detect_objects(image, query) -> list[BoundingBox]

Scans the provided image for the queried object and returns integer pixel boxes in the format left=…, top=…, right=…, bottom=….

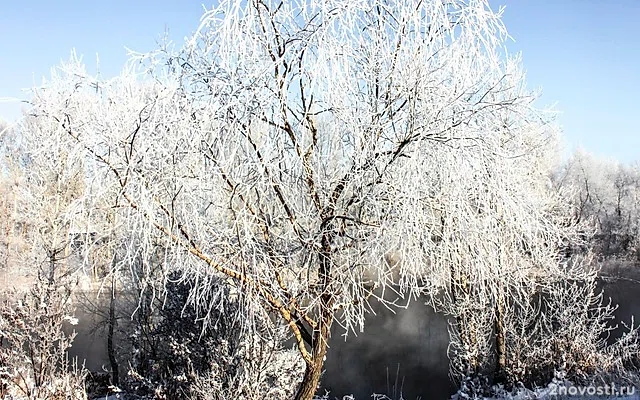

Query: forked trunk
left=294, top=308, right=333, bottom=400
left=294, top=229, right=335, bottom=400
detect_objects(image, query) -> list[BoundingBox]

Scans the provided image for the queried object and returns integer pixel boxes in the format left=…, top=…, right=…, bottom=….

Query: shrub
left=0, top=274, right=87, bottom=399
left=125, top=272, right=304, bottom=399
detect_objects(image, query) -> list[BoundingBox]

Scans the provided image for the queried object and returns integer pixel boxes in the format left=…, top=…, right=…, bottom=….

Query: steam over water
left=67, top=272, right=640, bottom=399
left=322, top=299, right=454, bottom=399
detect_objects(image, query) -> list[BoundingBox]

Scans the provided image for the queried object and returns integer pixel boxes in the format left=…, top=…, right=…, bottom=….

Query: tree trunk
left=107, top=274, right=119, bottom=386
left=450, top=264, right=478, bottom=377
left=494, top=289, right=506, bottom=383
left=294, top=309, right=332, bottom=400
left=294, top=225, right=335, bottom=400
left=294, top=354, right=326, bottom=400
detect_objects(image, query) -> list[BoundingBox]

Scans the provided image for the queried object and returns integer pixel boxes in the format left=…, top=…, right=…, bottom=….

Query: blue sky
left=1, top=1, right=638, bottom=162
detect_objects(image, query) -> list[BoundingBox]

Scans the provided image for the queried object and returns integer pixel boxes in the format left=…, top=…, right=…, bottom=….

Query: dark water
left=321, top=300, right=454, bottom=399
left=67, top=291, right=455, bottom=398
left=67, top=271, right=640, bottom=400
left=67, top=294, right=112, bottom=372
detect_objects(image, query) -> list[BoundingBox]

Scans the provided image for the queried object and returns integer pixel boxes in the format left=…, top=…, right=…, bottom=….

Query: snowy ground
left=89, top=393, right=640, bottom=400
left=87, top=381, right=640, bottom=400
left=87, top=387, right=640, bottom=400
left=448, top=383, right=640, bottom=400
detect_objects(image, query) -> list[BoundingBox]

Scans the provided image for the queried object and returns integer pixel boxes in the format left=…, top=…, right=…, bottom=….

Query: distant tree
left=17, top=0, right=613, bottom=398
left=554, top=149, right=640, bottom=259
left=0, top=120, right=26, bottom=271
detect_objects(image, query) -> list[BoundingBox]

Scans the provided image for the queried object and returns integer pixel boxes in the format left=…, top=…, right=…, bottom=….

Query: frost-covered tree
left=0, top=116, right=89, bottom=399
left=423, top=129, right=576, bottom=382
left=0, top=120, right=28, bottom=272
left=555, top=149, right=640, bottom=258
left=17, top=0, right=596, bottom=397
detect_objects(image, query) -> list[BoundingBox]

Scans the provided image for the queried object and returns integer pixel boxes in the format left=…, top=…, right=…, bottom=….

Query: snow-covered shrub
left=125, top=272, right=304, bottom=399
left=445, top=253, right=640, bottom=396
left=498, top=263, right=640, bottom=390
left=190, top=343, right=304, bottom=400
left=0, top=274, right=87, bottom=399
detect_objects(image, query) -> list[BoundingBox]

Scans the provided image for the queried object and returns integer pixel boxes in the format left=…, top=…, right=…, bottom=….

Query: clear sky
left=1, top=1, right=638, bottom=162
